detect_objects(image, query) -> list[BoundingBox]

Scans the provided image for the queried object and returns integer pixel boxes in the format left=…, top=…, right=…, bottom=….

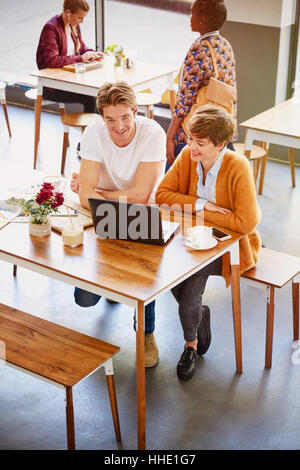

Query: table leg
left=230, top=243, right=242, bottom=374
left=136, top=300, right=145, bottom=450
left=258, top=142, right=269, bottom=195
left=288, top=147, right=296, bottom=187
left=65, top=386, right=75, bottom=450
left=34, top=91, right=42, bottom=169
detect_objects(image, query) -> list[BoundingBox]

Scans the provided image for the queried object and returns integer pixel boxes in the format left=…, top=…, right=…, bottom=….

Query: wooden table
left=240, top=98, right=300, bottom=194
left=0, top=210, right=244, bottom=449
left=31, top=59, right=178, bottom=168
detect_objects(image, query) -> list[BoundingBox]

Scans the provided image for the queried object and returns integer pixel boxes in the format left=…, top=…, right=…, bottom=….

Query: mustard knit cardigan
left=156, top=146, right=262, bottom=286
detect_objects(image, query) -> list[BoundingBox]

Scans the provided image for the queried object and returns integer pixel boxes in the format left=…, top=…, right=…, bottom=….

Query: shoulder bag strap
left=203, top=40, right=219, bottom=80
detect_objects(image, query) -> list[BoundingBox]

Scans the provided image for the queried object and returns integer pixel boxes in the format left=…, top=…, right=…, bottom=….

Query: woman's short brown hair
left=63, top=0, right=89, bottom=13
left=96, top=82, right=137, bottom=115
left=187, top=105, right=235, bottom=145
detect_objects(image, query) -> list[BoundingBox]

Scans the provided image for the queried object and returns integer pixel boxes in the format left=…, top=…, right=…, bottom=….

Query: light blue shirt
left=195, top=146, right=226, bottom=211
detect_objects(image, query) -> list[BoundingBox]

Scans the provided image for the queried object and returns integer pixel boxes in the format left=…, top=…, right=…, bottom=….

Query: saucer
left=185, top=237, right=218, bottom=250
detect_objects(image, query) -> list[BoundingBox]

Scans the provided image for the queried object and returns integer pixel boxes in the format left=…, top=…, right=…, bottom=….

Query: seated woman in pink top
left=36, top=0, right=103, bottom=112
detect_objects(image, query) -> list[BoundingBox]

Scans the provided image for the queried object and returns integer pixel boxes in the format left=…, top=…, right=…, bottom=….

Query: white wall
left=225, top=0, right=295, bottom=27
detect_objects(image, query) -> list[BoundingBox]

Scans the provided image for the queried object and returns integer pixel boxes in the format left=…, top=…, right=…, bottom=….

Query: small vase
left=29, top=216, right=51, bottom=237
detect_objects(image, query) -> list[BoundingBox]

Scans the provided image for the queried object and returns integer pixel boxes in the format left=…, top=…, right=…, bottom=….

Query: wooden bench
left=0, top=303, right=121, bottom=449
left=241, top=248, right=300, bottom=368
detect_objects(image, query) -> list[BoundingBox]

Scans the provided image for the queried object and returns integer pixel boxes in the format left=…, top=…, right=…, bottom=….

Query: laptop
left=88, top=198, right=180, bottom=246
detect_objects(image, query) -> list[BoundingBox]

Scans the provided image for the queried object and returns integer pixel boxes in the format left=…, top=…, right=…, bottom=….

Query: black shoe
left=177, top=346, right=198, bottom=381
left=197, top=305, right=211, bottom=355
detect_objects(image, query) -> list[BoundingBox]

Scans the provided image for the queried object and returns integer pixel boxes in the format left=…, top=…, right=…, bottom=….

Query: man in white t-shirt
left=71, top=81, right=166, bottom=368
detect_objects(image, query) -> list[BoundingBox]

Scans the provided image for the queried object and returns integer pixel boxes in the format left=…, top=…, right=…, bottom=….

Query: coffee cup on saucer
left=185, top=226, right=213, bottom=248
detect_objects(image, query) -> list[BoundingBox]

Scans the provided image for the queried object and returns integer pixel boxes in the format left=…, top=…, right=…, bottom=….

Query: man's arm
left=78, top=159, right=104, bottom=209
left=99, top=161, right=164, bottom=204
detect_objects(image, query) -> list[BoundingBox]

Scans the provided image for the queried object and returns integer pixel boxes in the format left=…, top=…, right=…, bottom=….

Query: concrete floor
left=0, top=104, right=300, bottom=450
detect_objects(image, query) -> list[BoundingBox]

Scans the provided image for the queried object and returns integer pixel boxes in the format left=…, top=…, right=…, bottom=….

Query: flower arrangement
left=105, top=43, right=126, bottom=67
left=6, top=182, right=64, bottom=224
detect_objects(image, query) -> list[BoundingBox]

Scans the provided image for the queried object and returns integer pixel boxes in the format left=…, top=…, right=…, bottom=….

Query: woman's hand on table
left=82, top=51, right=104, bottom=62
left=204, top=201, right=232, bottom=214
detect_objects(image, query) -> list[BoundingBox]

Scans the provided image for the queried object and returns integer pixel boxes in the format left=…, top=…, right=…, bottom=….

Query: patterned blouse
left=175, top=32, right=237, bottom=145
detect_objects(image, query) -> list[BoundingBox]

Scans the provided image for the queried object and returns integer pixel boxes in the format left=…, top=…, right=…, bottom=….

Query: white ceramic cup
left=43, top=175, right=65, bottom=193
left=186, top=226, right=212, bottom=247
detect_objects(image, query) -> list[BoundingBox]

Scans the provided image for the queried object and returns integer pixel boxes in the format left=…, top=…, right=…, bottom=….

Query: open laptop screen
left=88, top=198, right=164, bottom=243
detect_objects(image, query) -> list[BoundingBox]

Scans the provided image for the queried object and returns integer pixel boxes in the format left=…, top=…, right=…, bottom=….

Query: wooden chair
left=241, top=248, right=300, bottom=368
left=136, top=92, right=161, bottom=119
left=234, top=142, right=268, bottom=189
left=0, top=302, right=121, bottom=450
left=61, top=112, right=98, bottom=174
left=0, top=81, right=12, bottom=137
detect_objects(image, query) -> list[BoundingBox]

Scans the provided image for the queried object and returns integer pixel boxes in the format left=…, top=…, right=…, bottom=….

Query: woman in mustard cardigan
left=156, top=105, right=261, bottom=381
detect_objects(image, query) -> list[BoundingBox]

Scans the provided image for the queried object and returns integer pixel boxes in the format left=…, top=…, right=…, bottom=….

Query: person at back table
left=166, top=0, right=237, bottom=171
left=36, top=0, right=103, bottom=113
left=156, top=106, right=261, bottom=381
left=70, top=81, right=166, bottom=368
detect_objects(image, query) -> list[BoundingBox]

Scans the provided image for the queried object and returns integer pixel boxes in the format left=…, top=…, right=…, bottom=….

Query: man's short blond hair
left=63, top=0, right=89, bottom=13
left=187, top=105, right=235, bottom=146
left=96, top=82, right=137, bottom=116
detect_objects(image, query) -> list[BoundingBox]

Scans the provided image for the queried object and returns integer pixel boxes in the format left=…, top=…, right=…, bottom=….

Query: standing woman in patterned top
left=166, top=0, right=237, bottom=170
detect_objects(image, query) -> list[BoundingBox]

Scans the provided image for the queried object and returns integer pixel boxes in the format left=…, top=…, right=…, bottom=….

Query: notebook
left=63, top=61, right=103, bottom=72
left=88, top=198, right=180, bottom=246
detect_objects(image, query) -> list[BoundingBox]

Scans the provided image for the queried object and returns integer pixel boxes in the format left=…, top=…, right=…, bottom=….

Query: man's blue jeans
left=74, top=287, right=155, bottom=335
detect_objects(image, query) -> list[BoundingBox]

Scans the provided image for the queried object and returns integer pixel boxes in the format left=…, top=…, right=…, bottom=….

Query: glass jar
left=29, top=216, right=51, bottom=237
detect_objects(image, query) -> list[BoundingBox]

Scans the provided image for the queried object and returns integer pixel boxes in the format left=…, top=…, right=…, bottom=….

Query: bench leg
left=65, top=386, right=75, bottom=450
left=292, top=281, right=299, bottom=341
left=265, top=286, right=275, bottom=368
left=106, top=374, right=121, bottom=441
left=13, top=265, right=17, bottom=276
